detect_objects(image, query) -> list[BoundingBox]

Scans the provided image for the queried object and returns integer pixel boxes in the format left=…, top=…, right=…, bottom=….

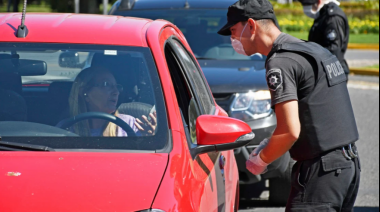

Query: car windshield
left=117, top=9, right=265, bottom=61
left=0, top=43, right=169, bottom=152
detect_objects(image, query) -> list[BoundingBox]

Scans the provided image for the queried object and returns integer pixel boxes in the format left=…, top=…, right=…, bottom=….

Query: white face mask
left=231, top=23, right=249, bottom=56
left=303, top=5, right=321, bottom=19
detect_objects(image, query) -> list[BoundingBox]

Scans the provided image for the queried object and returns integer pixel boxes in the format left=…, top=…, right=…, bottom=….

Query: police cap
left=218, top=0, right=279, bottom=36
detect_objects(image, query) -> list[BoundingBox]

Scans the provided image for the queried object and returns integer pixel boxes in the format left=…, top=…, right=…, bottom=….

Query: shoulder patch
left=327, top=29, right=337, bottom=41
left=266, top=69, right=283, bottom=91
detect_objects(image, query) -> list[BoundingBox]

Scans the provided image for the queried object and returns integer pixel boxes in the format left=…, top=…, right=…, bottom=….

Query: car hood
left=199, top=60, right=268, bottom=94
left=0, top=152, right=168, bottom=212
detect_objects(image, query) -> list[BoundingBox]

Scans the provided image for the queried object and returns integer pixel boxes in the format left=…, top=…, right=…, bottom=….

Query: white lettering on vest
left=336, top=61, right=344, bottom=75
left=326, top=65, right=333, bottom=79
left=332, top=63, right=338, bottom=76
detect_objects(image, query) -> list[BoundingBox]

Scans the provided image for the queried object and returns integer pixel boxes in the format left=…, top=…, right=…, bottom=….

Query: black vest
left=267, top=42, right=359, bottom=161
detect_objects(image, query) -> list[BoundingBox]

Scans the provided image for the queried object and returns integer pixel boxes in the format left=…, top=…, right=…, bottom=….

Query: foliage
left=272, top=1, right=379, bottom=18
left=289, top=32, right=379, bottom=44
left=278, top=15, right=379, bottom=34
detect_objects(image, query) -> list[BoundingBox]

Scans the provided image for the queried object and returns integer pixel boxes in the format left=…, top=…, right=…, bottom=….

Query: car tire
left=269, top=160, right=295, bottom=206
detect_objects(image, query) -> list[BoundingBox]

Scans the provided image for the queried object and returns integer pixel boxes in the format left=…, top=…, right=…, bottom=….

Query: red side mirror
left=196, top=115, right=253, bottom=146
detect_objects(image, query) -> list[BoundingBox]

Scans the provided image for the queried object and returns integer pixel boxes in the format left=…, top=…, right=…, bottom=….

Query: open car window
left=0, top=43, right=169, bottom=152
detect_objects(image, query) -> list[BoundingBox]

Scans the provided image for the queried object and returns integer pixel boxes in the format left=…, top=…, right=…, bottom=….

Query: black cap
left=218, top=0, right=280, bottom=36
left=296, top=0, right=318, bottom=5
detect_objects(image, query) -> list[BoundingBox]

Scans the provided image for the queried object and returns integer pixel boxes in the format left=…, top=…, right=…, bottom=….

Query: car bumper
left=246, top=113, right=277, bottom=146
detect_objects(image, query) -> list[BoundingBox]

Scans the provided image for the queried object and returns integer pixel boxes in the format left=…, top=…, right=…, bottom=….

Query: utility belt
left=293, top=143, right=359, bottom=162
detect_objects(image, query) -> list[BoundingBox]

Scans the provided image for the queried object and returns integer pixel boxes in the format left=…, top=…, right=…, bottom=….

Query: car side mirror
left=59, top=51, right=82, bottom=68
left=191, top=115, right=254, bottom=158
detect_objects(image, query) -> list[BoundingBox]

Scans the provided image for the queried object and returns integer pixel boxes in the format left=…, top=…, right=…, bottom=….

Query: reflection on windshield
left=120, top=9, right=266, bottom=61
left=20, top=52, right=89, bottom=84
left=0, top=43, right=168, bottom=152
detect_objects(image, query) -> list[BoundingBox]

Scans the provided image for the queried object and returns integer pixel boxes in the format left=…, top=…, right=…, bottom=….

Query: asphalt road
left=239, top=75, right=380, bottom=212
left=345, top=50, right=379, bottom=68
left=346, top=50, right=379, bottom=61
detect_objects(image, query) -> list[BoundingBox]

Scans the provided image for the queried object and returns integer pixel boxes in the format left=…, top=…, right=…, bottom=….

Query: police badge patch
left=266, top=69, right=283, bottom=91
left=327, top=30, right=337, bottom=41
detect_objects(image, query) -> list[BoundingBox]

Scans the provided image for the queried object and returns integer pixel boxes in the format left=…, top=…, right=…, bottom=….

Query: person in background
left=299, top=0, right=350, bottom=77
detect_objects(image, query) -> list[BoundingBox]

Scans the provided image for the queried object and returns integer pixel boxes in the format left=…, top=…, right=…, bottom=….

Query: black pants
left=286, top=149, right=361, bottom=212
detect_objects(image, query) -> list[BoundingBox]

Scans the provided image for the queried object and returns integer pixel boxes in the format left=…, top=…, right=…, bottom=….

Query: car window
left=164, top=42, right=202, bottom=146
left=116, top=9, right=267, bottom=61
left=0, top=43, right=169, bottom=152
left=171, top=39, right=215, bottom=114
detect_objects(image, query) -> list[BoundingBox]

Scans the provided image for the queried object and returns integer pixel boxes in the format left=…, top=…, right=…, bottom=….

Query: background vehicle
left=110, top=0, right=292, bottom=205
left=0, top=13, right=254, bottom=211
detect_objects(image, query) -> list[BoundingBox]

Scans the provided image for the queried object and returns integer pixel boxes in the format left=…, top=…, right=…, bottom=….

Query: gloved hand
left=246, top=152, right=269, bottom=175
left=252, top=138, right=270, bottom=156
left=246, top=139, right=271, bottom=175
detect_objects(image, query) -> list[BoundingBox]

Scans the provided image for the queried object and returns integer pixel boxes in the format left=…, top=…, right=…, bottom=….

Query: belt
left=342, top=143, right=358, bottom=160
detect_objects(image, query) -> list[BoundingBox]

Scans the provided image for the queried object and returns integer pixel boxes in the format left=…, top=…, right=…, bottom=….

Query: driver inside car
left=65, top=67, right=157, bottom=137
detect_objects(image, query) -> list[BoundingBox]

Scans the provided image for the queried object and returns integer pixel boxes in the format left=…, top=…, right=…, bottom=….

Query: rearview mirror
left=0, top=59, right=47, bottom=76
left=191, top=115, right=255, bottom=158
left=59, top=51, right=82, bottom=68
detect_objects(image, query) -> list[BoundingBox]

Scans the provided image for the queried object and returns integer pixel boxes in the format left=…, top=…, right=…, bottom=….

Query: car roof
left=113, top=0, right=236, bottom=10
left=0, top=13, right=154, bottom=47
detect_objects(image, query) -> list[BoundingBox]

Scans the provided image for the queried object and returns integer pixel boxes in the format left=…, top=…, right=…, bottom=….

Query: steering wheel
left=57, top=112, right=137, bottom=137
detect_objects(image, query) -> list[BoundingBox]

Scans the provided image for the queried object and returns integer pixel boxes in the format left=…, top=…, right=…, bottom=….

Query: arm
left=260, top=100, right=300, bottom=164
left=246, top=55, right=304, bottom=175
left=117, top=114, right=141, bottom=137
left=322, top=16, right=346, bottom=58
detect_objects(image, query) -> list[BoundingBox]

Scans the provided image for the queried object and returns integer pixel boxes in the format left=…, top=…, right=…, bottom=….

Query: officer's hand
left=252, top=138, right=270, bottom=156
left=246, top=152, right=269, bottom=175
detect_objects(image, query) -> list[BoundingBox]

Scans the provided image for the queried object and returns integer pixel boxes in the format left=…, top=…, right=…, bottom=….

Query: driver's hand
left=135, top=112, right=157, bottom=136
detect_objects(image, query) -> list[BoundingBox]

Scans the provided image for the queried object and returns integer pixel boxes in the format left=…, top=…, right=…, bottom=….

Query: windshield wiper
left=0, top=140, right=55, bottom=152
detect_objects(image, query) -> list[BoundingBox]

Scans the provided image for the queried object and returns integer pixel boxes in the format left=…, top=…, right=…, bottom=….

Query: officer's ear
left=247, top=18, right=257, bottom=35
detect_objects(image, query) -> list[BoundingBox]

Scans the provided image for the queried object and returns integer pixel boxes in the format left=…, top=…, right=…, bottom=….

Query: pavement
left=346, top=49, right=379, bottom=68
left=239, top=75, right=380, bottom=212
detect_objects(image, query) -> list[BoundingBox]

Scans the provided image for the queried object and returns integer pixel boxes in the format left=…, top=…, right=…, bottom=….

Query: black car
left=110, top=0, right=292, bottom=205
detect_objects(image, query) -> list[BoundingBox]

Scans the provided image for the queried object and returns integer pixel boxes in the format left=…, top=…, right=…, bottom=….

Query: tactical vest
left=267, top=42, right=359, bottom=161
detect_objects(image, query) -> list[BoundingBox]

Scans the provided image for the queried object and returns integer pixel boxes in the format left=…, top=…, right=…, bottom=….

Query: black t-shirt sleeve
left=266, top=56, right=300, bottom=107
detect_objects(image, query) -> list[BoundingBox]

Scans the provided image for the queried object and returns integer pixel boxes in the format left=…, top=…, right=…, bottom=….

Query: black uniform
left=309, top=2, right=350, bottom=76
left=266, top=33, right=360, bottom=211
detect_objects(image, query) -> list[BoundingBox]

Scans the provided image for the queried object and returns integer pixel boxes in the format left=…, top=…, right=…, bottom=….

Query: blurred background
left=0, top=0, right=378, bottom=54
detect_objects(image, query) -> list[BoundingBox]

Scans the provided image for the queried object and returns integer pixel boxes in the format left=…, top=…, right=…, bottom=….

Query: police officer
left=218, top=0, right=360, bottom=211
left=299, top=0, right=350, bottom=77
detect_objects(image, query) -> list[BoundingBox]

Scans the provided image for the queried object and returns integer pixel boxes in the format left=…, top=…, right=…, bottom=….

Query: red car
left=0, top=13, right=255, bottom=211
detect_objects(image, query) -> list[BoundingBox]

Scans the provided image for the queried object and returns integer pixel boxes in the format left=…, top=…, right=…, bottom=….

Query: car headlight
left=230, top=91, right=272, bottom=122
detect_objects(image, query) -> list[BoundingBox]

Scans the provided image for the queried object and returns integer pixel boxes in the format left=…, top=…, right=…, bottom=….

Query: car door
left=166, top=37, right=237, bottom=212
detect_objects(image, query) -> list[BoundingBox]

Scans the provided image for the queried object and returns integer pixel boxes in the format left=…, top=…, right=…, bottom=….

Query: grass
left=364, top=64, right=379, bottom=69
left=349, top=34, right=380, bottom=44
left=288, top=32, right=379, bottom=44
left=0, top=3, right=52, bottom=13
